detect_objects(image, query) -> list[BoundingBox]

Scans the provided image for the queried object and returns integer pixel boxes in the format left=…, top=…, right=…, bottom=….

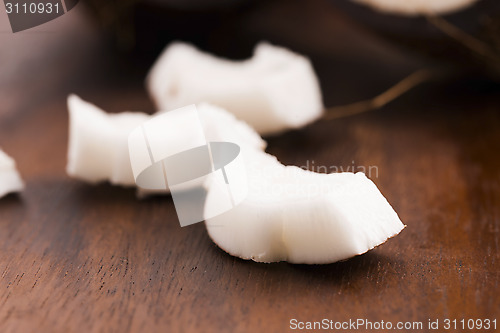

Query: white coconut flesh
left=0, top=149, right=24, bottom=198
left=67, top=95, right=404, bottom=264
left=67, top=95, right=150, bottom=186
left=353, top=0, right=478, bottom=15
left=146, top=42, right=324, bottom=135
left=66, top=95, right=266, bottom=189
left=204, top=148, right=405, bottom=264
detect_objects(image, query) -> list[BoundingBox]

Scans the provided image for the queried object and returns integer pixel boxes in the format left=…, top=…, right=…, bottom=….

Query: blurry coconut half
left=334, top=0, right=500, bottom=79
left=353, top=0, right=479, bottom=15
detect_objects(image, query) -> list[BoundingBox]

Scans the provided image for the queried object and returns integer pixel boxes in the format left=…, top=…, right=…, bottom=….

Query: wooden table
left=0, top=1, right=498, bottom=332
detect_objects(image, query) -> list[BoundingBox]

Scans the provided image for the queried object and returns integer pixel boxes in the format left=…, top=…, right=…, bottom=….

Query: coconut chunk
left=0, top=149, right=24, bottom=198
left=67, top=95, right=150, bottom=186
left=352, top=0, right=478, bottom=15
left=66, top=95, right=265, bottom=189
left=66, top=95, right=403, bottom=263
left=204, top=149, right=405, bottom=264
left=146, top=42, right=324, bottom=135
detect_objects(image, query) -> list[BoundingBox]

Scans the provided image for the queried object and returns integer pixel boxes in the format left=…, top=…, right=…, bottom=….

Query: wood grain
left=0, top=1, right=498, bottom=332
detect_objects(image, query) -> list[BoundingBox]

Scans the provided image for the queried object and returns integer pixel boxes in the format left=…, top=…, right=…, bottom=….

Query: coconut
left=66, top=95, right=265, bottom=189
left=146, top=42, right=324, bottom=135
left=67, top=95, right=150, bottom=186
left=0, top=149, right=24, bottom=198
left=204, top=148, right=405, bottom=264
left=66, top=95, right=404, bottom=263
left=335, top=0, right=500, bottom=79
left=353, top=0, right=479, bottom=15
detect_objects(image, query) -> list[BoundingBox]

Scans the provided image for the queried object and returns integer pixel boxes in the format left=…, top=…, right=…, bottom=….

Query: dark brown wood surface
left=0, top=1, right=498, bottom=332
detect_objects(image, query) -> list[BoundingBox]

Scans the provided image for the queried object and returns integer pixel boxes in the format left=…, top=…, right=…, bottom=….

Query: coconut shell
left=332, top=0, right=500, bottom=79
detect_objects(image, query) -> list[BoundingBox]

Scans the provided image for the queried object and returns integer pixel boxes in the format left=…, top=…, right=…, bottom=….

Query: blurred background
left=2, top=0, right=500, bottom=122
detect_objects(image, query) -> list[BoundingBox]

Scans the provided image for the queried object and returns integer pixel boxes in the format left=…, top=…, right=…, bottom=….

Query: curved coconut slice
left=66, top=95, right=265, bottom=188
left=67, top=95, right=403, bottom=263
left=146, top=42, right=323, bottom=135
left=352, top=0, right=478, bottom=15
left=0, top=149, right=24, bottom=198
left=204, top=149, right=405, bottom=264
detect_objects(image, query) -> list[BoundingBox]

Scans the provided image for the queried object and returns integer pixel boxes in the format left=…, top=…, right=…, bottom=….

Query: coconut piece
left=198, top=103, right=266, bottom=152
left=67, top=95, right=150, bottom=186
left=146, top=42, right=324, bottom=135
left=67, top=95, right=403, bottom=263
left=204, top=148, right=405, bottom=264
left=0, top=149, right=24, bottom=198
left=66, top=95, right=266, bottom=189
left=352, top=0, right=478, bottom=15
